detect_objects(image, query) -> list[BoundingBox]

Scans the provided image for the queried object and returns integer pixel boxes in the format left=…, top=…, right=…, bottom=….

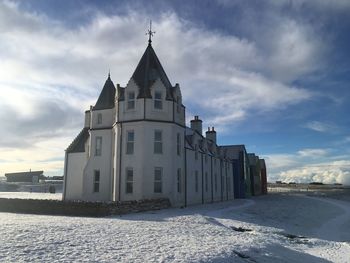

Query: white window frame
left=154, top=130, right=163, bottom=154
left=154, top=167, right=163, bottom=193
left=127, top=91, right=135, bottom=110
left=95, top=136, right=102, bottom=156
left=126, top=167, right=133, bottom=194
left=126, top=130, right=134, bottom=155
left=154, top=91, right=162, bottom=109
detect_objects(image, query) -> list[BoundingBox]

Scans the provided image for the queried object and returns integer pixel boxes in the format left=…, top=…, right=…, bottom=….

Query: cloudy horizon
left=1, top=0, right=350, bottom=185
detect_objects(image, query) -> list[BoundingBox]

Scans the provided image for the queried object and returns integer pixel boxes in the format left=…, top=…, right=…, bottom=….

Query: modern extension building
left=63, top=38, right=267, bottom=206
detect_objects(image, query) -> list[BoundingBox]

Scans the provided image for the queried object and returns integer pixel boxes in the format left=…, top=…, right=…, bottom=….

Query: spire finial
left=108, top=69, right=110, bottom=78
left=146, top=20, right=155, bottom=44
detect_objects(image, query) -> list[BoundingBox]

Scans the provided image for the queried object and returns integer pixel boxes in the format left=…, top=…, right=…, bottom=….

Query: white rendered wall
left=65, top=152, right=86, bottom=200
left=185, top=148, right=203, bottom=206
left=82, top=128, right=114, bottom=201
left=90, top=108, right=115, bottom=129
left=118, top=121, right=185, bottom=206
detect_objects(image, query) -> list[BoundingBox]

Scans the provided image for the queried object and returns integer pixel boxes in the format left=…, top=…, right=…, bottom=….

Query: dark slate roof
left=132, top=43, right=174, bottom=100
left=220, top=145, right=246, bottom=159
left=259, top=159, right=266, bottom=168
left=66, top=128, right=89, bottom=153
left=93, top=75, right=116, bottom=110
left=5, top=171, right=44, bottom=177
left=248, top=153, right=257, bottom=165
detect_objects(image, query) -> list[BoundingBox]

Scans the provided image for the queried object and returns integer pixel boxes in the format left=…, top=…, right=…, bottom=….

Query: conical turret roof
left=93, top=74, right=116, bottom=110
left=132, top=43, right=173, bottom=99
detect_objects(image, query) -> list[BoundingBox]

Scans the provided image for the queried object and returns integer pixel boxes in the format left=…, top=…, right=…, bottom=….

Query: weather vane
left=146, top=20, right=155, bottom=44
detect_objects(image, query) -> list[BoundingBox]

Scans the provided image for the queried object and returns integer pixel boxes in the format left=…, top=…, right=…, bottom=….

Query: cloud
left=297, top=148, right=328, bottom=158
left=265, top=149, right=350, bottom=185
left=279, top=161, right=350, bottom=185
left=0, top=1, right=326, bottom=175
left=304, top=121, right=335, bottom=133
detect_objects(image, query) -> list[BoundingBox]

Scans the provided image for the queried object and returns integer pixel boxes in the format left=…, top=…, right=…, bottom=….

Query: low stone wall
left=0, top=198, right=171, bottom=217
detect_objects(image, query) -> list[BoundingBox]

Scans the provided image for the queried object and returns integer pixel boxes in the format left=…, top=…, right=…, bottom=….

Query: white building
left=63, top=39, right=236, bottom=206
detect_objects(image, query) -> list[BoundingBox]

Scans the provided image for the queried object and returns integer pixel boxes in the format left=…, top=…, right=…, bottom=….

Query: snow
left=0, top=191, right=62, bottom=200
left=0, top=192, right=349, bottom=262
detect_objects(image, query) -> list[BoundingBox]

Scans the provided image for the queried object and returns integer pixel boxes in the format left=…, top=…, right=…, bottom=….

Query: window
left=154, top=91, right=162, bottom=109
left=93, top=170, right=100, bottom=192
left=205, top=172, right=208, bottom=192
left=127, top=91, right=135, bottom=110
left=177, top=133, right=181, bottom=156
left=154, top=130, right=163, bottom=154
left=195, top=145, right=198, bottom=160
left=195, top=170, right=199, bottom=192
left=177, top=168, right=181, bottom=193
left=154, top=167, right=162, bottom=193
left=95, top=137, right=102, bottom=156
left=214, top=173, right=218, bottom=192
left=126, top=168, right=133, bottom=194
left=126, top=131, right=134, bottom=154
left=97, top=113, right=102, bottom=124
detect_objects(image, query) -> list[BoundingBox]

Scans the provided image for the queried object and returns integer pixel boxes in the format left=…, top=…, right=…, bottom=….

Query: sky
left=0, top=0, right=350, bottom=185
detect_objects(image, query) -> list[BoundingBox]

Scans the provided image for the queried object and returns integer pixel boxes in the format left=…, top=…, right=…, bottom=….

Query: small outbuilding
left=5, top=170, right=45, bottom=183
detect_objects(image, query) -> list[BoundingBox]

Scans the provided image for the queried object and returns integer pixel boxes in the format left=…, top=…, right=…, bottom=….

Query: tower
left=113, top=39, right=186, bottom=205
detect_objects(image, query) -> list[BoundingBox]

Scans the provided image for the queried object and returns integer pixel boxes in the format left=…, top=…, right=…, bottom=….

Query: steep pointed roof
left=93, top=74, right=116, bottom=110
left=132, top=43, right=173, bottom=99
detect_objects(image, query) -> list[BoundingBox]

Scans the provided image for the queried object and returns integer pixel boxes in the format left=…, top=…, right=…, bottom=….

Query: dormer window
left=154, top=91, right=162, bottom=109
left=127, top=91, right=135, bottom=110
left=97, top=113, right=102, bottom=124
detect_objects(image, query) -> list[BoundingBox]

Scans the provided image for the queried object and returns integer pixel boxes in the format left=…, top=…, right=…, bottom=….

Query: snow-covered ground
left=0, top=191, right=62, bottom=200
left=0, top=192, right=349, bottom=262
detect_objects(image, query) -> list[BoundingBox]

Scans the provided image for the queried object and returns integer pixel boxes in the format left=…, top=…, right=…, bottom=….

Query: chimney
left=206, top=127, right=217, bottom=144
left=84, top=109, right=91, bottom=128
left=190, top=115, right=203, bottom=135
